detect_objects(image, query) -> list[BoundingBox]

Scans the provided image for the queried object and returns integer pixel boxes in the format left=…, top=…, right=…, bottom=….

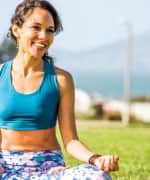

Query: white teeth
left=34, top=42, right=47, bottom=48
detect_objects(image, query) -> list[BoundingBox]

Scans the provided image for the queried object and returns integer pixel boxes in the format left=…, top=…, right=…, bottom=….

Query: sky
left=0, top=0, right=150, bottom=51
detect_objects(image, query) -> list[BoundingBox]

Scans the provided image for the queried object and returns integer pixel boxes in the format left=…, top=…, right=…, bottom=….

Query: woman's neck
left=12, top=53, right=44, bottom=77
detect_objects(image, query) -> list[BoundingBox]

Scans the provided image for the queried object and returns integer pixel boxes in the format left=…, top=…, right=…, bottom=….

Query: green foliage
left=76, top=113, right=103, bottom=120
left=105, top=112, right=121, bottom=121
left=131, top=96, right=150, bottom=102
left=57, top=121, right=150, bottom=179
left=0, top=37, right=17, bottom=62
left=129, top=115, right=150, bottom=127
left=76, top=112, right=149, bottom=127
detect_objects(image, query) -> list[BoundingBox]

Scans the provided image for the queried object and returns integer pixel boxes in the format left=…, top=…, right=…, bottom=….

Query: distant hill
left=51, top=31, right=150, bottom=74
left=0, top=31, right=150, bottom=75
left=0, top=32, right=149, bottom=97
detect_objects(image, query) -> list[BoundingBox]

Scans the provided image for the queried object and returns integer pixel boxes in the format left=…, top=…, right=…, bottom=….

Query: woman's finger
left=109, top=156, right=119, bottom=171
left=103, top=157, right=111, bottom=172
left=95, top=157, right=105, bottom=170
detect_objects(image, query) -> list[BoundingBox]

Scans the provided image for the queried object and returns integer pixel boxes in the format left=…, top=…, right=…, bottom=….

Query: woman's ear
left=12, top=24, right=20, bottom=39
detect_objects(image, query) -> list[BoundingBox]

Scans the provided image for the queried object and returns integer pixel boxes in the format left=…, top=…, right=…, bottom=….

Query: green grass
left=57, top=121, right=150, bottom=180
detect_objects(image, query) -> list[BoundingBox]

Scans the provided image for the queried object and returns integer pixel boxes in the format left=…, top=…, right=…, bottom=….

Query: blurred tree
left=0, top=36, right=17, bottom=63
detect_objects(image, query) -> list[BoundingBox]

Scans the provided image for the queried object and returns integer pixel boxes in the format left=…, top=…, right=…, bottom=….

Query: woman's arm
left=56, top=68, right=119, bottom=171
left=56, top=69, right=94, bottom=161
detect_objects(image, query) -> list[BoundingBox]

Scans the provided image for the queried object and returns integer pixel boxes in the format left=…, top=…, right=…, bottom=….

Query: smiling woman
left=7, top=0, right=62, bottom=64
left=12, top=7, right=54, bottom=60
left=0, top=0, right=118, bottom=179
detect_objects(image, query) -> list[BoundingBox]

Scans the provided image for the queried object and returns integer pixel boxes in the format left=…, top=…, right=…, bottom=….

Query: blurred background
left=0, top=0, right=150, bottom=124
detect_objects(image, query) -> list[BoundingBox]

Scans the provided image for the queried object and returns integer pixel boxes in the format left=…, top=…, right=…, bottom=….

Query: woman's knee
left=61, top=164, right=112, bottom=180
left=79, top=164, right=112, bottom=180
left=84, top=164, right=112, bottom=180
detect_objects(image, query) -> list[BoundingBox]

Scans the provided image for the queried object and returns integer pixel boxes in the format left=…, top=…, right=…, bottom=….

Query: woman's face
left=13, top=7, right=55, bottom=59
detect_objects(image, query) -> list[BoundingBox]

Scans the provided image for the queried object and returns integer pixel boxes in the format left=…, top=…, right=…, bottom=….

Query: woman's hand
left=48, top=166, right=70, bottom=174
left=94, top=155, right=119, bottom=172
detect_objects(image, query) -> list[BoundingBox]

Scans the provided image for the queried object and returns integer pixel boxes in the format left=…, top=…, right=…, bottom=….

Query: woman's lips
left=32, top=42, right=48, bottom=49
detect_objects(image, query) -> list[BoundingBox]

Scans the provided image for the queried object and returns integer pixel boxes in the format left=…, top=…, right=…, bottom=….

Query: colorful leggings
left=0, top=150, right=112, bottom=180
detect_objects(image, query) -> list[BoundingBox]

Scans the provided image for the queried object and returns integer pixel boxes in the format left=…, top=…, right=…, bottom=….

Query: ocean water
left=72, top=72, right=150, bottom=99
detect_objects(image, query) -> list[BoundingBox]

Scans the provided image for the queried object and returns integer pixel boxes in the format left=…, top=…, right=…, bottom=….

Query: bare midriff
left=0, top=128, right=61, bottom=151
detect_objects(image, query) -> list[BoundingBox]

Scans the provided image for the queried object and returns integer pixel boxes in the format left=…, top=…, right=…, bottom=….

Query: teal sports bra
left=0, top=60, right=60, bottom=130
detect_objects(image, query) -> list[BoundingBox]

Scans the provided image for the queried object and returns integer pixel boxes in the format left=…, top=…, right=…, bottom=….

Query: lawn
left=57, top=120, right=150, bottom=180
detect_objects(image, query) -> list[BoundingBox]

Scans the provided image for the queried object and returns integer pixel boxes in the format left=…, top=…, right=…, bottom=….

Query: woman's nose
left=38, top=31, right=48, bottom=39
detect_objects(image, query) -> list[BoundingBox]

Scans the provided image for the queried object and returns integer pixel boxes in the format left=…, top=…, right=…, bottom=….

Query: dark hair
left=7, top=0, right=63, bottom=63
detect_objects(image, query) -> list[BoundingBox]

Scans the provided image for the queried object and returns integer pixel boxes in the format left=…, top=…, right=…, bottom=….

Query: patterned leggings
left=0, top=150, right=112, bottom=180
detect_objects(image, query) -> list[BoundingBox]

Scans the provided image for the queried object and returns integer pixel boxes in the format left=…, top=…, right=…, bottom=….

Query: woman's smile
left=31, top=41, right=49, bottom=52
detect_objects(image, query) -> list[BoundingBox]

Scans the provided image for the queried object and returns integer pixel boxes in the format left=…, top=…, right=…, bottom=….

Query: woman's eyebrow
left=31, top=22, right=55, bottom=29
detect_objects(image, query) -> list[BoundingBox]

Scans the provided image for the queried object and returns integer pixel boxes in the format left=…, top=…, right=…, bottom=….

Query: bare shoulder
left=54, top=66, right=73, bottom=81
left=0, top=63, right=4, bottom=71
left=0, top=64, right=3, bottom=68
left=54, top=66, right=74, bottom=92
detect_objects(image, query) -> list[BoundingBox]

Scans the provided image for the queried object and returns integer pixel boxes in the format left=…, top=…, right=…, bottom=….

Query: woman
left=0, top=0, right=119, bottom=179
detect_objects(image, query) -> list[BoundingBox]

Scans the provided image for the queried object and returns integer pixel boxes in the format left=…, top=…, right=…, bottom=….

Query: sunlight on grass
left=57, top=121, right=150, bottom=179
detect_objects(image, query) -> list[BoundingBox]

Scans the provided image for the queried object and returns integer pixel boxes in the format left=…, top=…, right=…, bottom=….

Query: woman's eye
left=47, top=29, right=55, bottom=33
left=32, top=26, right=41, bottom=30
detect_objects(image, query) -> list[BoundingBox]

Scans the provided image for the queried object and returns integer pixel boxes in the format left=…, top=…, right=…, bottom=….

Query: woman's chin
left=29, top=52, right=45, bottom=59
